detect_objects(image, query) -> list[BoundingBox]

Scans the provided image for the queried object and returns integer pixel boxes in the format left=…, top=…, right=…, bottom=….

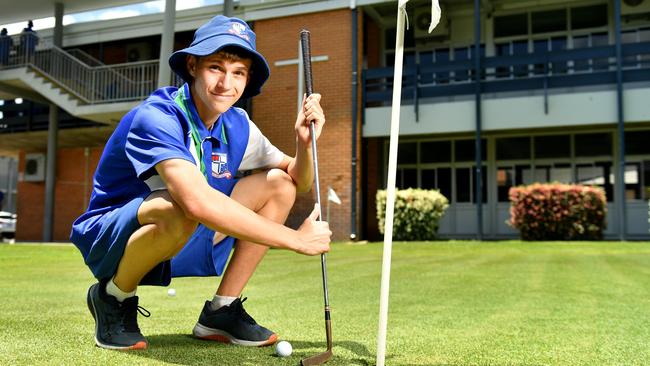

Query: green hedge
left=508, top=183, right=607, bottom=240
left=376, top=188, right=449, bottom=241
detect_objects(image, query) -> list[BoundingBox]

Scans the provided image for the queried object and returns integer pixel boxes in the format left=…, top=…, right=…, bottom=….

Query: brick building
left=1, top=0, right=650, bottom=241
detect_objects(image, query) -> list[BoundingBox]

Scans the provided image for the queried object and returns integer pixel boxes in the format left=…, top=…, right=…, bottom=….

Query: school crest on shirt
left=212, top=152, right=232, bottom=179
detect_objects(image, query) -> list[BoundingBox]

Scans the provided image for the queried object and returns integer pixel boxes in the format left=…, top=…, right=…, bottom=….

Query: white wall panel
left=364, top=87, right=650, bottom=137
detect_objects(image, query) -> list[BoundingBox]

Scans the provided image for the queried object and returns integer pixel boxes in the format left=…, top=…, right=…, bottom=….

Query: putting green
left=1, top=241, right=649, bottom=365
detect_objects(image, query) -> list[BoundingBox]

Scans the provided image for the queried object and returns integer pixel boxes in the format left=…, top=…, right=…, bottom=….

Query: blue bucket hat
left=169, top=16, right=270, bottom=99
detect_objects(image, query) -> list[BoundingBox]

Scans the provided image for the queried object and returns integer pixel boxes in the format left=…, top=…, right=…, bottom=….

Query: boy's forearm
left=159, top=159, right=301, bottom=251
left=192, top=188, right=301, bottom=249
left=287, top=140, right=313, bottom=193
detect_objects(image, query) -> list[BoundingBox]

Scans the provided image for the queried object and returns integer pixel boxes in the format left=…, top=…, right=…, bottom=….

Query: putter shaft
left=299, top=28, right=333, bottom=366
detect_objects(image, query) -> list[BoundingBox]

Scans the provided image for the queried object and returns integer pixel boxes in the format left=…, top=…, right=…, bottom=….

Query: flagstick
left=376, top=3, right=406, bottom=366
left=327, top=186, right=331, bottom=223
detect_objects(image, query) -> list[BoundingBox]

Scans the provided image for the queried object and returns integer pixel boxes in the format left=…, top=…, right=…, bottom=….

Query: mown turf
left=1, top=241, right=649, bottom=365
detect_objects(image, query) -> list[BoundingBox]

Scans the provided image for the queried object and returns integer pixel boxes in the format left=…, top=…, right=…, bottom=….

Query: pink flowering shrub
left=508, top=183, right=607, bottom=240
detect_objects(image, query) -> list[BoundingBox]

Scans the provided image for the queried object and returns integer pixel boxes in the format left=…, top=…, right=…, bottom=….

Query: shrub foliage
left=376, top=188, right=449, bottom=241
left=508, top=183, right=607, bottom=240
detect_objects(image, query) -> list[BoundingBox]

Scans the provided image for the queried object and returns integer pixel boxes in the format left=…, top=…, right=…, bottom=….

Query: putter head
left=301, top=318, right=333, bottom=366
left=300, top=349, right=332, bottom=366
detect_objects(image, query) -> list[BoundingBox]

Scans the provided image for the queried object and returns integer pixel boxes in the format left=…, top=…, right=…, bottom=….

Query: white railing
left=67, top=49, right=104, bottom=67
left=0, top=34, right=167, bottom=104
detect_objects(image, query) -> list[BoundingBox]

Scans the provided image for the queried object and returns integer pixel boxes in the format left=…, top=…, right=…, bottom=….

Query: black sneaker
left=192, top=297, right=278, bottom=346
left=86, top=280, right=150, bottom=350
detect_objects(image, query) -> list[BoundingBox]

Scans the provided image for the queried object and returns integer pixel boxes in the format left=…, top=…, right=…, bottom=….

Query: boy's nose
left=218, top=73, right=233, bottom=90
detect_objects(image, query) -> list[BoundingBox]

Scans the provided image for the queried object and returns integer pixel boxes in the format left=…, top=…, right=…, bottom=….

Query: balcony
left=363, top=42, right=650, bottom=109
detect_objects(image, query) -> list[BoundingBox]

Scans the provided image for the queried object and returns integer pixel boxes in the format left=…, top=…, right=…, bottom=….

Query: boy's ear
left=186, top=55, right=196, bottom=78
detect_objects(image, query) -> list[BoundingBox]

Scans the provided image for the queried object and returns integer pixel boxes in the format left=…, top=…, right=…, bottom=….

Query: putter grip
left=300, top=29, right=313, bottom=96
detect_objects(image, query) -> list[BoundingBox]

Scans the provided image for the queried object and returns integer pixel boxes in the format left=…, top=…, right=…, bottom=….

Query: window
left=533, top=39, right=550, bottom=75
left=385, top=50, right=416, bottom=68
left=455, top=139, right=487, bottom=162
left=642, top=28, right=650, bottom=65
left=535, top=135, right=570, bottom=159
left=498, top=162, right=574, bottom=202
left=575, top=133, right=612, bottom=157
left=495, top=14, right=528, bottom=38
left=513, top=41, right=530, bottom=77
left=385, top=27, right=415, bottom=49
left=591, top=32, right=609, bottom=70
left=524, top=165, right=551, bottom=184
left=421, top=168, right=452, bottom=200
left=625, top=131, right=650, bottom=155
left=495, top=41, right=529, bottom=78
left=643, top=160, right=650, bottom=199
left=642, top=28, right=650, bottom=42
left=622, top=29, right=648, bottom=67
left=419, top=48, right=452, bottom=85
left=532, top=9, right=567, bottom=34
left=571, top=5, right=608, bottom=30
left=456, top=167, right=471, bottom=202
left=420, top=51, right=434, bottom=84
left=577, top=165, right=605, bottom=184
left=535, top=165, right=570, bottom=184
left=576, top=162, right=613, bottom=201
left=497, top=167, right=514, bottom=202
left=573, top=35, right=590, bottom=71
left=438, top=168, right=452, bottom=200
left=435, top=48, right=450, bottom=84
left=455, top=166, right=487, bottom=203
left=496, top=137, right=531, bottom=160
left=625, top=163, right=641, bottom=200
left=421, top=169, right=436, bottom=189
left=495, top=43, right=512, bottom=78
left=550, top=37, right=568, bottom=74
left=397, top=168, right=417, bottom=189
left=397, top=142, right=417, bottom=164
left=550, top=164, right=572, bottom=183
left=454, top=47, right=469, bottom=82
left=421, top=141, right=451, bottom=163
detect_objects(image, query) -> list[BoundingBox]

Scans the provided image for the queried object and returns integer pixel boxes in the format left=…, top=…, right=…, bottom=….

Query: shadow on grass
left=134, top=334, right=381, bottom=366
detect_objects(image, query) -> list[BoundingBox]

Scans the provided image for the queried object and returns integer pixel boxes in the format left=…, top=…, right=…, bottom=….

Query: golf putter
left=299, top=29, right=333, bottom=366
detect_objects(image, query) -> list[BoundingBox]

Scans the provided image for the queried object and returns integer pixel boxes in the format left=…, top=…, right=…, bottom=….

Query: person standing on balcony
left=70, top=15, right=330, bottom=351
left=19, top=20, right=38, bottom=63
left=0, top=28, right=12, bottom=66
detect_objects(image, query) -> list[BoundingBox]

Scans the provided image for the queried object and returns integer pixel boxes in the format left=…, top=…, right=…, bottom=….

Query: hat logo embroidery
left=228, top=23, right=250, bottom=41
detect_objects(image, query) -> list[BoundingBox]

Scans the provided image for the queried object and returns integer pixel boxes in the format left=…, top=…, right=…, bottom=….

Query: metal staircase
left=0, top=35, right=166, bottom=124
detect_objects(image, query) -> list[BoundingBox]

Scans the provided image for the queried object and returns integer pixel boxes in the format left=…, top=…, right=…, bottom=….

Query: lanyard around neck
left=174, top=88, right=207, bottom=179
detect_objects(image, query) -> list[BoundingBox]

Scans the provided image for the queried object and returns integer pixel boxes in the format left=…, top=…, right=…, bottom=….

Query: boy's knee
left=141, top=191, right=198, bottom=251
left=157, top=211, right=197, bottom=258
left=267, top=169, right=296, bottom=205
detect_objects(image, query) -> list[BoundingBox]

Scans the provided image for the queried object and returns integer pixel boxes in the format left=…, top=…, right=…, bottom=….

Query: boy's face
left=187, top=52, right=252, bottom=123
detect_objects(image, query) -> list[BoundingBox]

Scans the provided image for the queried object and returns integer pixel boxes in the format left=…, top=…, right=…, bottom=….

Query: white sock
left=210, top=295, right=237, bottom=311
left=105, top=278, right=136, bottom=303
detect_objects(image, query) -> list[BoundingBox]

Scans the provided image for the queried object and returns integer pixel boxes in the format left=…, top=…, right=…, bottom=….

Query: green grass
left=1, top=241, right=650, bottom=365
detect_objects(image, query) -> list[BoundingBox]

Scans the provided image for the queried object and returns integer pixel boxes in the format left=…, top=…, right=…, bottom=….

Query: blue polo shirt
left=71, top=83, right=251, bottom=284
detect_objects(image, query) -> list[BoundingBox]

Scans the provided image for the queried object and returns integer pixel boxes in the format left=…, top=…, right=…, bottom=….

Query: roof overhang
left=0, top=0, right=149, bottom=25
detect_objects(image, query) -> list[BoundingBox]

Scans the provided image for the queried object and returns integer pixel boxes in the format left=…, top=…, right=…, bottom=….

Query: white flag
left=429, top=0, right=442, bottom=33
left=327, top=187, right=342, bottom=205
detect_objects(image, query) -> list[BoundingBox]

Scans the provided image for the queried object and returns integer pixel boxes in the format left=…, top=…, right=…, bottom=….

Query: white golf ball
left=167, top=288, right=176, bottom=296
left=275, top=340, right=292, bottom=357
